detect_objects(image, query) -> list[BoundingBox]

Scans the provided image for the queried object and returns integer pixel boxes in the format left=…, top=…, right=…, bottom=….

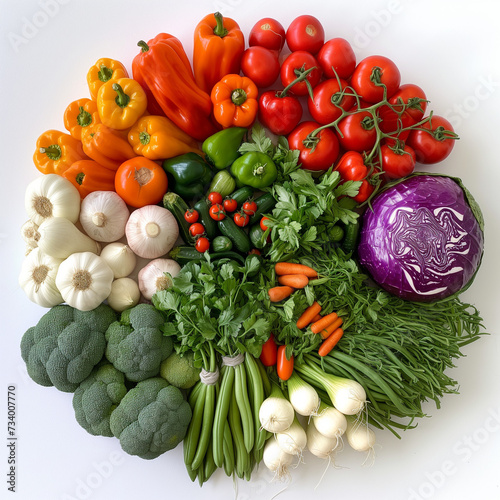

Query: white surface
left=1, top=0, right=499, bottom=499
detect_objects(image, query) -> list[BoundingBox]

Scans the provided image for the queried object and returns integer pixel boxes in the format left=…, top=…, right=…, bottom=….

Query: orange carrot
left=319, top=317, right=343, bottom=339
left=277, top=274, right=309, bottom=289
left=296, top=301, right=322, bottom=329
left=275, top=262, right=318, bottom=278
left=310, top=312, right=339, bottom=334
left=311, top=313, right=322, bottom=323
left=318, top=327, right=344, bottom=357
left=268, top=285, right=294, bottom=302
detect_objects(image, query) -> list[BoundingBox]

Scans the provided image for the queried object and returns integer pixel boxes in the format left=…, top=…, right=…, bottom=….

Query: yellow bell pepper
left=87, top=58, right=129, bottom=101
left=96, top=77, right=147, bottom=130
left=128, top=115, right=203, bottom=160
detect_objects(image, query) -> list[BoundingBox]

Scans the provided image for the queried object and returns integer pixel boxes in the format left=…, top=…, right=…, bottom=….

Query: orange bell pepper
left=193, top=12, right=245, bottom=94
left=211, top=74, right=258, bottom=129
left=87, top=58, right=129, bottom=101
left=96, top=77, right=148, bottom=130
left=81, top=122, right=136, bottom=171
left=33, top=130, right=87, bottom=175
left=62, top=160, right=116, bottom=198
left=128, top=115, right=203, bottom=160
left=63, top=98, right=101, bottom=140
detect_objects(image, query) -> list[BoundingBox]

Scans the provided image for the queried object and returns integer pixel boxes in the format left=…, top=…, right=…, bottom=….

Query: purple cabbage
left=357, top=174, right=484, bottom=302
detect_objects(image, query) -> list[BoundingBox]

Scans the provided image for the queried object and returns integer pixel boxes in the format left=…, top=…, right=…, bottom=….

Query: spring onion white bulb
left=99, top=243, right=137, bottom=279
left=306, top=421, right=340, bottom=460
left=312, top=401, right=347, bottom=440
left=106, top=278, right=141, bottom=312
left=345, top=415, right=376, bottom=452
left=263, top=437, right=294, bottom=479
left=276, top=417, right=307, bottom=456
left=259, top=383, right=295, bottom=434
left=137, top=258, right=181, bottom=300
left=287, top=371, right=320, bottom=417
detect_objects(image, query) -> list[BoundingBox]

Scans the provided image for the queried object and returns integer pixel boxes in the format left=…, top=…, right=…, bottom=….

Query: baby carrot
left=268, top=286, right=294, bottom=302
left=318, top=328, right=344, bottom=357
left=296, top=301, right=322, bottom=329
left=277, top=274, right=309, bottom=289
left=275, top=262, right=318, bottom=278
left=319, top=317, right=343, bottom=339
left=310, top=312, right=338, bottom=334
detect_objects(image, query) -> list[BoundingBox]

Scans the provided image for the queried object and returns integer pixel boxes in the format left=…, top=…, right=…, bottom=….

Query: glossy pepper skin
left=33, top=129, right=87, bottom=175
left=193, top=12, right=245, bottom=95
left=128, top=115, right=203, bottom=160
left=96, top=77, right=147, bottom=130
left=63, top=98, right=100, bottom=140
left=202, top=127, right=246, bottom=170
left=162, top=153, right=214, bottom=201
left=86, top=57, right=129, bottom=101
left=81, top=122, right=136, bottom=171
left=62, top=159, right=116, bottom=198
left=230, top=151, right=277, bottom=189
left=132, top=34, right=218, bottom=141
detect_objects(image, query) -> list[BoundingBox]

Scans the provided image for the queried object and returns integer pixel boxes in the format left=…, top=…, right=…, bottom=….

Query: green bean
left=191, top=381, right=216, bottom=470
left=203, top=437, right=217, bottom=483
left=228, top=389, right=248, bottom=479
left=223, top=420, right=235, bottom=477
left=244, top=354, right=266, bottom=452
left=234, top=363, right=254, bottom=453
left=184, top=384, right=206, bottom=467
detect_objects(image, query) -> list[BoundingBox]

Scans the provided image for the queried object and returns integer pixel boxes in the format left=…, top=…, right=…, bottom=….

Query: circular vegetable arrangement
left=19, top=11, right=486, bottom=486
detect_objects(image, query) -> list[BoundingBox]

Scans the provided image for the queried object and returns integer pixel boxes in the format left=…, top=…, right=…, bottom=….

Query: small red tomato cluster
left=242, top=15, right=458, bottom=202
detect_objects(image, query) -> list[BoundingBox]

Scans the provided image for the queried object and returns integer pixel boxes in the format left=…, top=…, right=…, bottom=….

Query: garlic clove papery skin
left=107, top=278, right=141, bottom=312
left=21, top=220, right=40, bottom=250
left=80, top=191, right=130, bottom=243
left=19, top=247, right=64, bottom=308
left=25, top=174, right=81, bottom=226
left=99, top=243, right=137, bottom=279
left=137, top=258, right=181, bottom=300
left=55, top=252, right=114, bottom=311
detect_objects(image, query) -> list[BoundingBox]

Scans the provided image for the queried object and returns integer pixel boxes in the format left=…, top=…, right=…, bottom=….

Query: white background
left=1, top=0, right=499, bottom=499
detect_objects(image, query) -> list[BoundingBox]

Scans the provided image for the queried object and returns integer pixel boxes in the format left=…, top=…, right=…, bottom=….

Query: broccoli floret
left=72, top=364, right=127, bottom=437
left=105, top=304, right=172, bottom=382
left=160, top=351, right=200, bottom=389
left=20, top=304, right=116, bottom=392
left=110, top=377, right=191, bottom=459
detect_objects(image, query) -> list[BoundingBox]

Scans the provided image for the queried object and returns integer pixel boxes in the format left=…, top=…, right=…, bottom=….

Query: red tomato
left=184, top=209, right=199, bottom=224
left=207, top=192, right=223, bottom=205
left=195, top=236, right=210, bottom=253
left=276, top=345, right=294, bottom=381
left=249, top=17, right=286, bottom=53
left=406, top=115, right=457, bottom=164
left=317, top=38, right=356, bottom=79
left=308, top=78, right=356, bottom=125
left=242, top=200, right=258, bottom=216
left=209, top=203, right=226, bottom=221
left=350, top=55, right=401, bottom=103
left=234, top=211, right=249, bottom=227
left=189, top=223, right=205, bottom=237
left=258, top=90, right=303, bottom=135
left=380, top=143, right=416, bottom=179
left=334, top=151, right=378, bottom=203
left=223, top=198, right=238, bottom=212
left=240, top=46, right=280, bottom=88
left=288, top=121, right=340, bottom=171
left=260, top=333, right=278, bottom=366
left=337, top=110, right=377, bottom=153
left=260, top=216, right=270, bottom=231
left=286, top=15, right=325, bottom=54
left=280, top=51, right=322, bottom=97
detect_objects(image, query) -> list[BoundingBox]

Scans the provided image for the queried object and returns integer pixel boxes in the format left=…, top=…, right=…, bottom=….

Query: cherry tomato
left=242, top=200, right=258, bottom=216
left=249, top=248, right=261, bottom=256
left=258, top=90, right=303, bottom=135
left=260, top=216, right=270, bottom=231
left=260, top=333, right=278, bottom=366
left=286, top=15, right=325, bottom=54
left=234, top=211, right=250, bottom=227
left=317, top=37, right=356, bottom=79
left=380, top=143, right=416, bottom=179
left=350, top=55, right=401, bottom=103
left=276, top=345, right=294, bottom=381
left=288, top=121, right=340, bottom=171
left=207, top=191, right=223, bottom=205
left=195, top=236, right=210, bottom=253
left=249, top=17, right=286, bottom=53
left=337, top=110, right=378, bottom=153
left=308, top=78, right=356, bottom=125
left=209, top=203, right=226, bottom=221
left=241, top=46, right=280, bottom=88
left=406, top=115, right=457, bottom=164
left=280, top=51, right=322, bottom=97
left=184, top=209, right=199, bottom=224
left=223, top=198, right=238, bottom=212
left=189, top=222, right=205, bottom=237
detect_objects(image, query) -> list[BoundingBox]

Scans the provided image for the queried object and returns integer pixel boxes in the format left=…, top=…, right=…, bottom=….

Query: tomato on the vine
left=189, top=222, right=205, bottom=237
left=308, top=78, right=356, bottom=125
left=223, top=198, right=238, bottom=212
left=242, top=200, right=258, bottom=216
left=406, top=115, right=458, bottom=164
left=209, top=203, right=226, bottom=221
left=380, top=142, right=416, bottom=179
left=184, top=209, right=199, bottom=224
left=234, top=211, right=250, bottom=227
left=350, top=55, right=401, bottom=103
left=286, top=15, right=325, bottom=54
left=207, top=191, right=223, bottom=205
left=195, top=236, right=210, bottom=253
left=337, top=110, right=378, bottom=153
left=288, top=121, right=340, bottom=171
left=280, top=51, right=322, bottom=97
left=240, top=46, right=280, bottom=88
left=249, top=17, right=286, bottom=53
left=258, top=90, right=303, bottom=135
left=317, top=38, right=356, bottom=79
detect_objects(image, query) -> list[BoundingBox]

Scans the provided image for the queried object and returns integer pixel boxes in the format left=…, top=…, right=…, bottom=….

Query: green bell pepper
left=162, top=153, right=214, bottom=201
left=230, top=151, right=277, bottom=189
left=202, top=127, right=247, bottom=170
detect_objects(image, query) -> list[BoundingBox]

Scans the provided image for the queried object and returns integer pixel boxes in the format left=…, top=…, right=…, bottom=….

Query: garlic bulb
left=80, top=191, right=130, bottom=242
left=19, top=248, right=64, bottom=307
left=25, top=174, right=81, bottom=225
left=125, top=205, right=179, bottom=259
left=137, top=258, right=181, bottom=300
left=56, top=252, right=114, bottom=311
left=99, top=243, right=137, bottom=278
left=37, top=217, right=100, bottom=260
left=21, top=220, right=40, bottom=251
left=107, top=278, right=141, bottom=312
